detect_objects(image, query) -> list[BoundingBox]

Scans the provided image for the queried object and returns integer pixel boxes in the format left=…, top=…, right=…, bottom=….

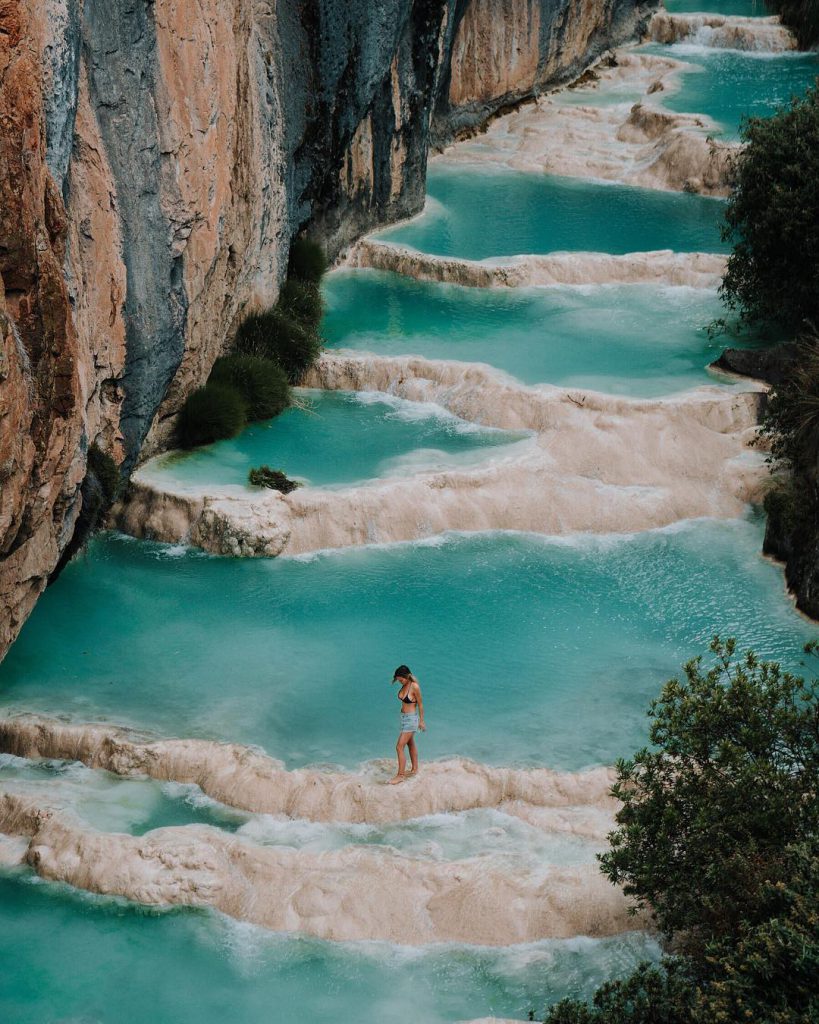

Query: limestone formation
left=0, top=713, right=618, bottom=824
left=437, top=51, right=737, bottom=196
left=0, top=789, right=636, bottom=943
left=350, top=237, right=728, bottom=288
left=647, top=12, right=797, bottom=52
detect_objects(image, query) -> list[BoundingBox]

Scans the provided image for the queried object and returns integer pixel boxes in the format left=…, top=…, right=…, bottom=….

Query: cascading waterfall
left=2, top=4, right=817, bottom=1021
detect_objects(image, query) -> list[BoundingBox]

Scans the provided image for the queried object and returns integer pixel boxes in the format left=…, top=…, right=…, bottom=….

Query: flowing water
left=374, top=166, right=729, bottom=259
left=0, top=873, right=660, bottom=1024
left=643, top=43, right=819, bottom=137
left=323, top=271, right=761, bottom=396
left=1, top=7, right=813, bottom=1021
left=141, top=388, right=530, bottom=493
left=2, top=518, right=812, bottom=771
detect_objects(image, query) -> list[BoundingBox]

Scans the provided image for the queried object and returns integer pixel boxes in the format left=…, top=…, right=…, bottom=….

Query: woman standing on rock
left=389, top=665, right=425, bottom=784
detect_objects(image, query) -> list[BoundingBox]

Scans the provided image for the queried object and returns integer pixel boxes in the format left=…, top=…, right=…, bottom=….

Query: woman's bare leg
left=407, top=735, right=418, bottom=774
left=389, top=733, right=410, bottom=784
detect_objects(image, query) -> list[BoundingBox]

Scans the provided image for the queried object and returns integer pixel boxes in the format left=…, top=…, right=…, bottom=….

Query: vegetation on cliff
left=210, top=355, right=291, bottom=421
left=175, top=383, right=248, bottom=449
left=175, top=238, right=326, bottom=449
left=536, top=639, right=819, bottom=1024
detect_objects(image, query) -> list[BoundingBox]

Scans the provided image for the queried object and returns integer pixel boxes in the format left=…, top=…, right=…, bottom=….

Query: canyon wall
left=0, top=0, right=653, bottom=659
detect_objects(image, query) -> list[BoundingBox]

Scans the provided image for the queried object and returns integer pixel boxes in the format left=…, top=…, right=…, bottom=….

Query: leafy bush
left=721, top=84, right=819, bottom=331
left=278, top=279, right=323, bottom=328
left=600, top=637, right=819, bottom=949
left=176, top=382, right=247, bottom=448
left=288, top=237, right=327, bottom=283
left=248, top=466, right=301, bottom=493
left=235, top=308, right=321, bottom=383
left=209, top=355, right=290, bottom=421
left=536, top=640, right=819, bottom=1024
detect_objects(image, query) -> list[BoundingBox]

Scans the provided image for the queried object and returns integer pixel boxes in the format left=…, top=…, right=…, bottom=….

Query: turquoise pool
left=0, top=872, right=660, bottom=1024
left=323, top=271, right=759, bottom=396
left=1, top=519, right=811, bottom=771
left=142, top=389, right=529, bottom=493
left=642, top=44, right=819, bottom=138
left=375, top=165, right=729, bottom=259
left=662, top=0, right=771, bottom=13
left=0, top=753, right=249, bottom=835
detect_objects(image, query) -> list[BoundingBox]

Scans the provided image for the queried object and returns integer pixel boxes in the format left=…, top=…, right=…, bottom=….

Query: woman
left=389, top=664, right=426, bottom=784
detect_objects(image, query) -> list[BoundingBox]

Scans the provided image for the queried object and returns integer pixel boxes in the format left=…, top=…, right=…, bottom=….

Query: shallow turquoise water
left=1, top=519, right=812, bottom=771
left=375, top=165, right=729, bottom=259
left=236, top=806, right=598, bottom=866
left=0, top=872, right=659, bottom=1024
left=0, top=754, right=249, bottom=835
left=663, top=0, right=770, bottom=13
left=323, top=271, right=760, bottom=396
left=143, top=389, right=528, bottom=492
left=642, top=44, right=819, bottom=138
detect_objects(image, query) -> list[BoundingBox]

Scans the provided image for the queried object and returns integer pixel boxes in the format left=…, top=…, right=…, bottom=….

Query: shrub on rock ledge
left=248, top=465, right=301, bottom=493
left=176, top=382, right=246, bottom=448
left=278, top=278, right=323, bottom=328
left=235, top=308, right=321, bottom=383
left=287, top=237, right=327, bottom=283
left=209, top=355, right=291, bottom=421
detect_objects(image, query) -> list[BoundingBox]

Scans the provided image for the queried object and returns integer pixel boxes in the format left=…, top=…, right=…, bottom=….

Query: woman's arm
left=414, top=681, right=426, bottom=730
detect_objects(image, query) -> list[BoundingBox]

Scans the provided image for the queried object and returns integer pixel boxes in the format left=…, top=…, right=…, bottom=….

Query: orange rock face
left=0, top=1, right=125, bottom=656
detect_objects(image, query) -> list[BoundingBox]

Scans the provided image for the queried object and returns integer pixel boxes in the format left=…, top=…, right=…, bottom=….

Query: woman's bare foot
left=388, top=774, right=405, bottom=785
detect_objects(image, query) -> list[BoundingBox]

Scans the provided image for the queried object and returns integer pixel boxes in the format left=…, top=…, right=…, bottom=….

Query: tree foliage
left=600, top=638, right=819, bottom=949
left=538, top=640, right=819, bottom=1024
left=721, top=85, right=819, bottom=331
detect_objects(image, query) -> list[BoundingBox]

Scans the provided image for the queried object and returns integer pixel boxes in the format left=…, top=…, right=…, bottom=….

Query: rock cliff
left=0, top=0, right=653, bottom=659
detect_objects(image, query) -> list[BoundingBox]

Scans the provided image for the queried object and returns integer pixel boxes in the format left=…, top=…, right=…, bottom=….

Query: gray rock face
left=42, top=0, right=81, bottom=195
left=81, top=0, right=188, bottom=468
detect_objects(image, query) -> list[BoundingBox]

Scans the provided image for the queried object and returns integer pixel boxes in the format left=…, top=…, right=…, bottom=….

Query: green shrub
left=287, top=237, right=327, bottom=283
left=278, top=279, right=323, bottom=328
left=209, top=355, right=291, bottom=421
left=176, top=382, right=247, bottom=448
left=721, top=84, right=819, bottom=331
left=248, top=466, right=301, bottom=493
left=235, top=308, right=321, bottom=383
